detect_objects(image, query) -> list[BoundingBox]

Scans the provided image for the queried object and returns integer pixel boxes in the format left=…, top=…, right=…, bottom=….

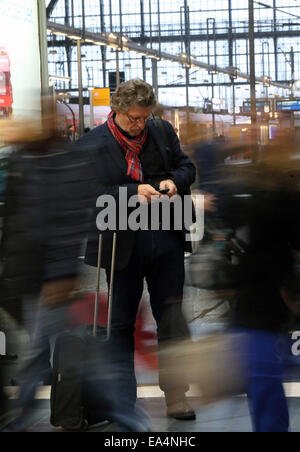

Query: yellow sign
left=93, top=88, right=110, bottom=106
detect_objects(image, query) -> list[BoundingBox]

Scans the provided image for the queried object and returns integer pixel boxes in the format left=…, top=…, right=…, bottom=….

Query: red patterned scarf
left=107, top=111, right=148, bottom=182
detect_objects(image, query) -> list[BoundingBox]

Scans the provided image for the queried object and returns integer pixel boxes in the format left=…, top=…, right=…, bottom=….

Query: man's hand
left=138, top=184, right=160, bottom=203
left=159, top=179, right=178, bottom=197
left=204, top=193, right=218, bottom=212
left=280, top=287, right=300, bottom=316
left=41, top=277, right=78, bottom=307
left=192, top=190, right=217, bottom=212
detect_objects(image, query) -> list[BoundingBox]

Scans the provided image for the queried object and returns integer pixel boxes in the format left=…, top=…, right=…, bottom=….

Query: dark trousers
left=106, top=230, right=190, bottom=408
left=233, top=328, right=289, bottom=432
left=245, top=330, right=289, bottom=432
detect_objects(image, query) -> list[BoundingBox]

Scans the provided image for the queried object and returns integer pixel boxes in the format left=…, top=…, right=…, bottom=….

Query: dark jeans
left=233, top=328, right=290, bottom=432
left=106, top=230, right=190, bottom=408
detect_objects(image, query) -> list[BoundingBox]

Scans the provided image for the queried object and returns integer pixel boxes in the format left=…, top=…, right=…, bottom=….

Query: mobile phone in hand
left=159, top=188, right=170, bottom=194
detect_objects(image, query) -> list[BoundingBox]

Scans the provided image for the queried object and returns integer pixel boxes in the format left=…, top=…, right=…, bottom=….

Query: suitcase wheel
left=61, top=418, right=88, bottom=432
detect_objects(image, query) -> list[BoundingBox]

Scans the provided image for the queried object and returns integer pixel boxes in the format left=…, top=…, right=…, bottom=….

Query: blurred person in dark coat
left=0, top=117, right=94, bottom=430
left=223, top=139, right=300, bottom=432
left=186, top=133, right=300, bottom=432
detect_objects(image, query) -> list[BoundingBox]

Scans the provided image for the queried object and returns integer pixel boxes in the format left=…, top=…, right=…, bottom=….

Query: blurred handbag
left=185, top=224, right=246, bottom=290
left=159, top=332, right=247, bottom=405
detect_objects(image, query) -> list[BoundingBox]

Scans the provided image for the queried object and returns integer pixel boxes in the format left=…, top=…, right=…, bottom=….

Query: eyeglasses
left=126, top=112, right=153, bottom=124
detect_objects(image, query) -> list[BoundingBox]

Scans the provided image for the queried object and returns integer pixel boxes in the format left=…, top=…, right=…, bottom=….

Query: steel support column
left=77, top=40, right=84, bottom=136
left=249, top=0, right=257, bottom=125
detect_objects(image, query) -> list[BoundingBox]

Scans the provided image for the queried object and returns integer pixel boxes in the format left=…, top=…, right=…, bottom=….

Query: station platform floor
left=3, top=326, right=300, bottom=432
left=3, top=384, right=300, bottom=432
left=3, top=265, right=300, bottom=432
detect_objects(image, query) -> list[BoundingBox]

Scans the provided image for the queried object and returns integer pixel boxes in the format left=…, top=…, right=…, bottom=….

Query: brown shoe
left=166, top=400, right=196, bottom=420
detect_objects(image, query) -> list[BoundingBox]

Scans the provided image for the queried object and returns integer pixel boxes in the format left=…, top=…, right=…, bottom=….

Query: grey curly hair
left=110, top=79, right=157, bottom=113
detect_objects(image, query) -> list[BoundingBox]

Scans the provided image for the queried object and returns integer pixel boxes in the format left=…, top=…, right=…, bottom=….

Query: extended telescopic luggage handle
left=93, top=232, right=117, bottom=339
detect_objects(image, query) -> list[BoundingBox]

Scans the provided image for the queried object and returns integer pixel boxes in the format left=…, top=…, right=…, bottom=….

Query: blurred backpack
left=185, top=221, right=247, bottom=291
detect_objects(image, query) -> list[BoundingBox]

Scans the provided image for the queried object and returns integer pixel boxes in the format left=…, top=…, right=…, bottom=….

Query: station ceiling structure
left=45, top=0, right=300, bottom=115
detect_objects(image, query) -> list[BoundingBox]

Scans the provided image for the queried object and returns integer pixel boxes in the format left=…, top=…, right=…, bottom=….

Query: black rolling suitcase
left=50, top=233, right=117, bottom=431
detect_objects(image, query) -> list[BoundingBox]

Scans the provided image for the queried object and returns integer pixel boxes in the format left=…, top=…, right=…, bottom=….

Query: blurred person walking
left=76, top=79, right=196, bottom=420
left=223, top=140, right=300, bottom=432
left=0, top=117, right=94, bottom=431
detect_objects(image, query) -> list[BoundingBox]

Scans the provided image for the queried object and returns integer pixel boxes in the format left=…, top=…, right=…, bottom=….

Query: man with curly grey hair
left=77, top=79, right=196, bottom=422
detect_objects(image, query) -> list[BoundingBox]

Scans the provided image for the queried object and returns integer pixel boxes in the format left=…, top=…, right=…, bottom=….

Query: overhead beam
left=46, top=0, right=59, bottom=19
left=48, top=29, right=300, bottom=48
left=128, top=29, right=300, bottom=43
left=46, top=20, right=291, bottom=91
